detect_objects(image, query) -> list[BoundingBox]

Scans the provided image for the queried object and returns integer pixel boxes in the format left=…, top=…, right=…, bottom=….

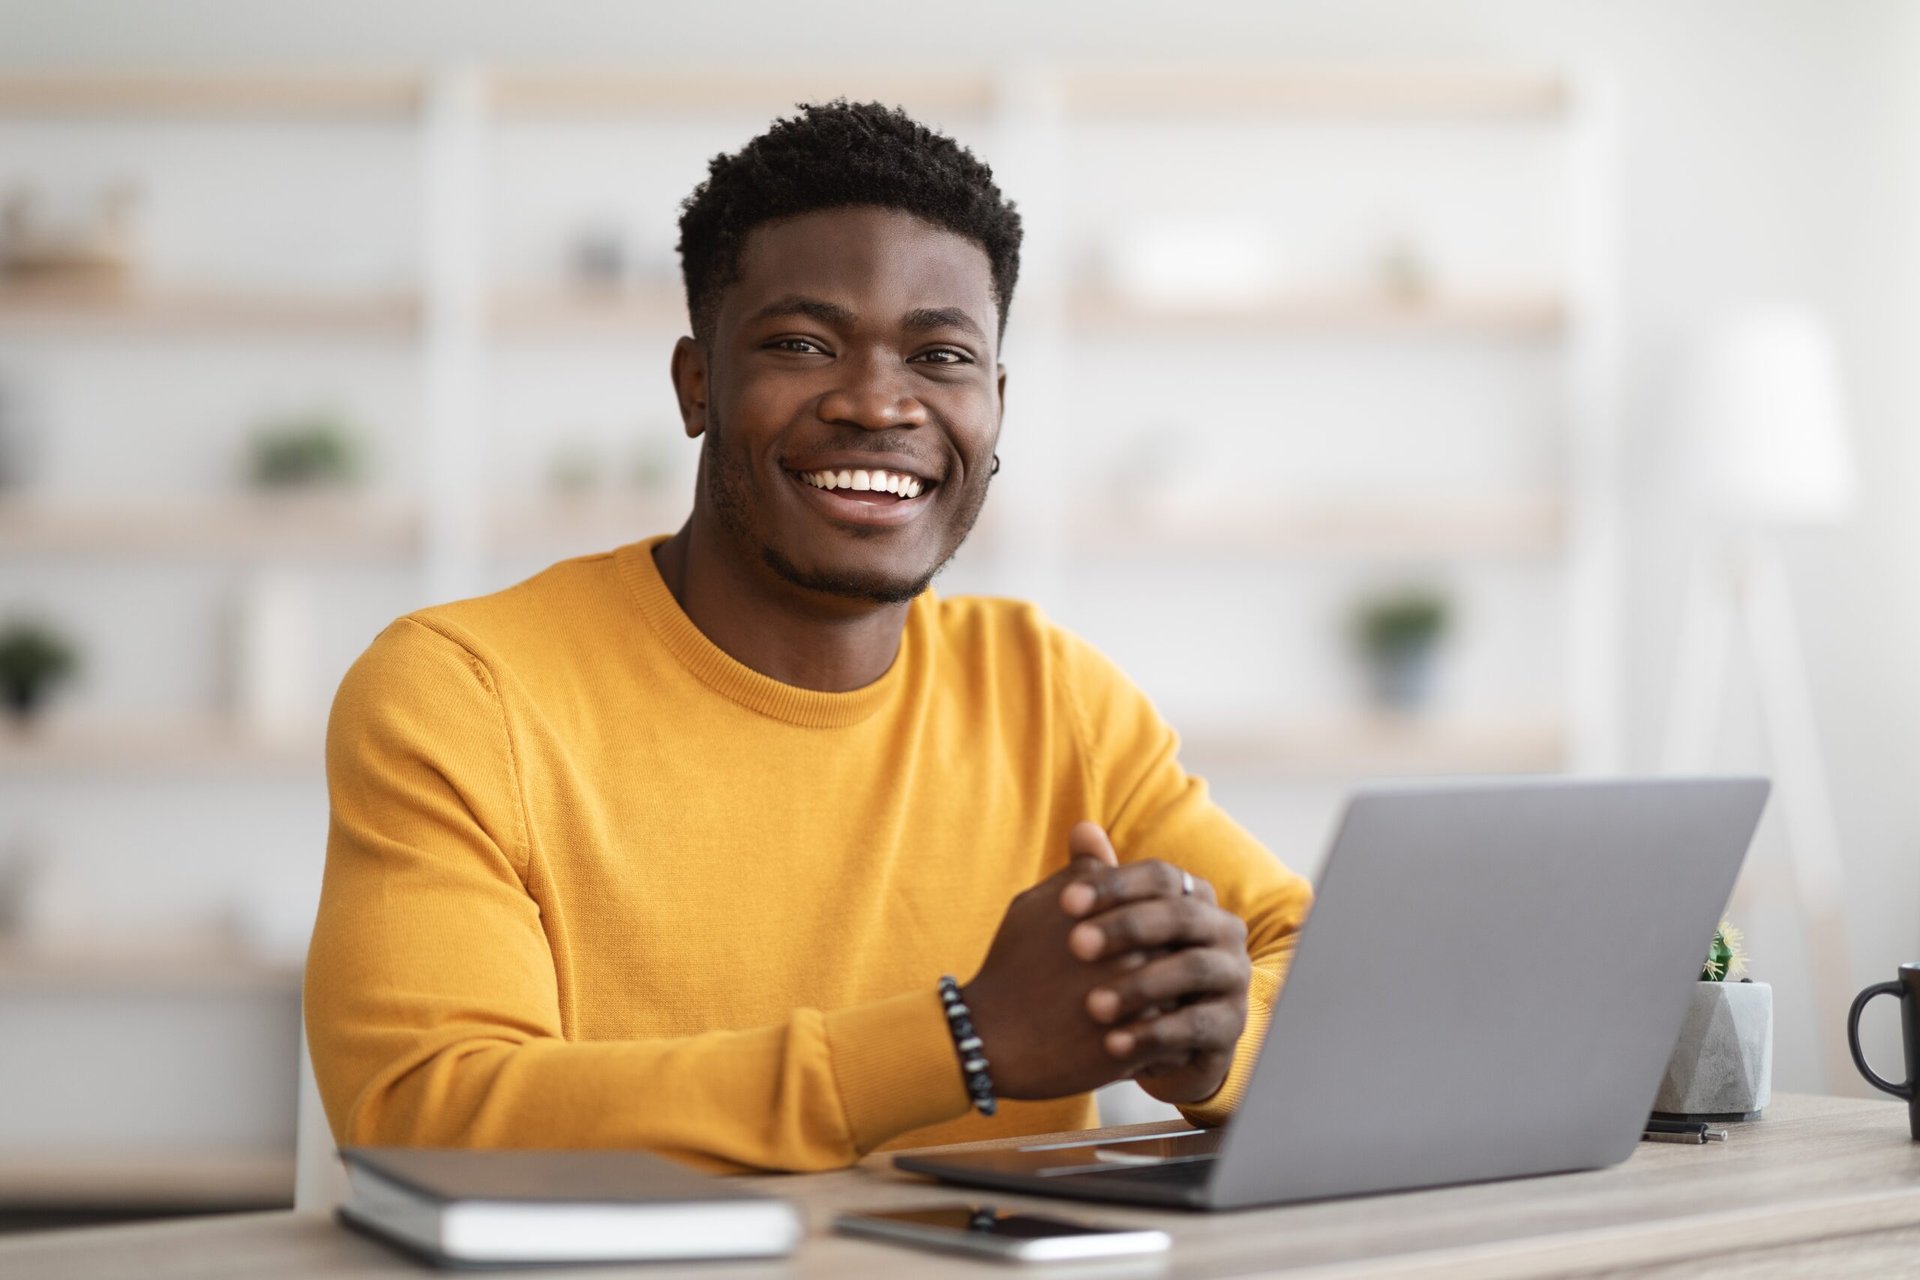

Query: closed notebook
left=338, top=1146, right=803, bottom=1267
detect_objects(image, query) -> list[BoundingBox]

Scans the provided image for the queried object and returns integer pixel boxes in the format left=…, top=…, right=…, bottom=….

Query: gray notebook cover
left=342, top=1146, right=782, bottom=1206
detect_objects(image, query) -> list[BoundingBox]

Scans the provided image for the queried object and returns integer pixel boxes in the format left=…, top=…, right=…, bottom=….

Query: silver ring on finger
left=1180, top=869, right=1195, bottom=897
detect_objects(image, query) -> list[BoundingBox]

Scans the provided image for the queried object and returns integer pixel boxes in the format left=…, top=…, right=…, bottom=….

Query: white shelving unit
left=991, top=66, right=1616, bottom=778
left=0, top=65, right=1618, bottom=787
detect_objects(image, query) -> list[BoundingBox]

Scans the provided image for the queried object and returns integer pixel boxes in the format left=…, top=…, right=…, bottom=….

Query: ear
left=670, top=336, right=710, bottom=439
left=996, top=364, right=1007, bottom=423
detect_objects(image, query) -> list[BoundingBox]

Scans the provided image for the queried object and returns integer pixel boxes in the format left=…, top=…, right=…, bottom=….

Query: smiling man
left=305, top=102, right=1312, bottom=1173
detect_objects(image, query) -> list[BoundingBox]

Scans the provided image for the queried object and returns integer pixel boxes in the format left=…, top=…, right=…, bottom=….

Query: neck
left=652, top=517, right=912, bottom=693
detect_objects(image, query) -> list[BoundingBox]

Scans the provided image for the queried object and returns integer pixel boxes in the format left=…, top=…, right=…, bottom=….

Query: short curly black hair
left=676, top=100, right=1023, bottom=343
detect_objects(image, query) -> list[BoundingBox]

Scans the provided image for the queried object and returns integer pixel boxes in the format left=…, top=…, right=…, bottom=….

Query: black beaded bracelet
left=937, top=975, right=997, bottom=1117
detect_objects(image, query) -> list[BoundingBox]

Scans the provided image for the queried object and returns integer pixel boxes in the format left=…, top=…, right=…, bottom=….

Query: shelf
left=0, top=1150, right=293, bottom=1211
left=489, top=287, right=1562, bottom=341
left=1181, top=713, right=1567, bottom=777
left=487, top=69, right=996, bottom=116
left=0, top=284, right=421, bottom=335
left=0, top=495, right=421, bottom=559
left=1063, top=497, right=1565, bottom=559
left=490, top=285, right=687, bottom=337
left=0, top=71, right=422, bottom=118
left=1061, top=67, right=1569, bottom=119
left=0, top=717, right=322, bottom=776
left=0, top=940, right=302, bottom=994
left=1065, top=289, right=1565, bottom=337
left=489, top=495, right=689, bottom=551
left=0, top=67, right=1564, bottom=122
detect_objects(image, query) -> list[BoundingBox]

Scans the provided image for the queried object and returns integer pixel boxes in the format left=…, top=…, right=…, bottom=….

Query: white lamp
left=1665, top=304, right=1856, bottom=1093
left=1676, top=306, right=1856, bottom=526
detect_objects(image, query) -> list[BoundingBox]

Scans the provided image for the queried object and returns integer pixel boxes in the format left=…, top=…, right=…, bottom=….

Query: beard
left=700, top=413, right=992, bottom=607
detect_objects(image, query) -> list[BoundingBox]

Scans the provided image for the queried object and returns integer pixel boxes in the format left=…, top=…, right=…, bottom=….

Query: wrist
left=938, top=975, right=997, bottom=1117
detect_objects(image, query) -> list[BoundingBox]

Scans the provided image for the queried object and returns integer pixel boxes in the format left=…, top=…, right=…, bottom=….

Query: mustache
left=784, top=432, right=951, bottom=474
left=796, top=430, right=926, bottom=454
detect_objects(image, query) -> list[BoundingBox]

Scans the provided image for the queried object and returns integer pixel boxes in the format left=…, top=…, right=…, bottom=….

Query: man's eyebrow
left=747, top=295, right=855, bottom=328
left=902, top=306, right=986, bottom=342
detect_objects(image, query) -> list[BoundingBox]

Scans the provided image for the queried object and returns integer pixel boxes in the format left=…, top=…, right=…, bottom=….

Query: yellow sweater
left=305, top=536, right=1313, bottom=1173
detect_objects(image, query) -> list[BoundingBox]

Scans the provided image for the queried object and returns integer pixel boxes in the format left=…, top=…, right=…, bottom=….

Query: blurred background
left=1, top=0, right=1915, bottom=1228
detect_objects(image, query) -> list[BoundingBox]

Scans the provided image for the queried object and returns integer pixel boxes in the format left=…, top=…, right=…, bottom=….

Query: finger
left=1060, top=825, right=1120, bottom=916
left=1064, top=858, right=1215, bottom=922
left=1037, top=851, right=1110, bottom=915
left=1085, top=948, right=1248, bottom=1024
left=1069, top=821, right=1120, bottom=867
left=1070, top=896, right=1246, bottom=962
left=1137, top=1049, right=1231, bottom=1090
left=1104, top=999, right=1247, bottom=1061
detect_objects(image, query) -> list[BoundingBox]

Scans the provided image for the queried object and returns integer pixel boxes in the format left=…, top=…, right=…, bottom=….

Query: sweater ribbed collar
left=615, top=535, right=919, bottom=729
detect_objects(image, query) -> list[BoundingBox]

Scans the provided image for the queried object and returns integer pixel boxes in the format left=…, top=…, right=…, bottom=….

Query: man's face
left=676, top=205, right=1004, bottom=606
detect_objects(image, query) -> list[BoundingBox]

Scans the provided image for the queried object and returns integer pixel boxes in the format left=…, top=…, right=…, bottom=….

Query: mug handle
left=1848, top=982, right=1916, bottom=1100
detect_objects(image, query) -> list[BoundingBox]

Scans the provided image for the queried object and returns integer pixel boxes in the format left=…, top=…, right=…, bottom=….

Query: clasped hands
left=961, top=821, right=1252, bottom=1108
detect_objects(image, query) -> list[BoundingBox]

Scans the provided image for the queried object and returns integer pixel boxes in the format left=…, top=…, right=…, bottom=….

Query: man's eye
left=914, top=348, right=971, bottom=365
left=768, top=337, right=826, bottom=354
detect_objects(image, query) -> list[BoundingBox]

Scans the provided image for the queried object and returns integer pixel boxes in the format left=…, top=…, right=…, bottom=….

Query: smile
left=796, top=468, right=927, bottom=500
left=787, top=464, right=939, bottom=529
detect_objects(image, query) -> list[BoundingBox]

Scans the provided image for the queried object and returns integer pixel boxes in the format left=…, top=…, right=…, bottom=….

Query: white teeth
left=798, top=468, right=929, bottom=497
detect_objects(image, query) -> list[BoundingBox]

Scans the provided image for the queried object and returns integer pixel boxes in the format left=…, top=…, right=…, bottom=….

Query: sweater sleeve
left=1054, top=629, right=1314, bottom=1128
left=304, top=618, right=969, bottom=1173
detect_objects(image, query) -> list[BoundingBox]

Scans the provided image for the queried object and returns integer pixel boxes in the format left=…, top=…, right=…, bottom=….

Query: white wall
left=4, top=0, right=1916, bottom=1097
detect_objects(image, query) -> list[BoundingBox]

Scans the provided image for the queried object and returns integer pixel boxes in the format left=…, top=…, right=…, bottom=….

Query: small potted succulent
left=0, top=618, right=80, bottom=724
left=1351, top=588, right=1450, bottom=711
left=1653, top=921, right=1773, bottom=1121
left=247, top=412, right=362, bottom=490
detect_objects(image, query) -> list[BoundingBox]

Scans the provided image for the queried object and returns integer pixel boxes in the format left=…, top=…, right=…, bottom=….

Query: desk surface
left=5, top=1093, right=1917, bottom=1280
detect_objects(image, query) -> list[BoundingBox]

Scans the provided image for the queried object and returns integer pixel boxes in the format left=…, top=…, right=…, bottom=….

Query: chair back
left=293, top=1025, right=350, bottom=1214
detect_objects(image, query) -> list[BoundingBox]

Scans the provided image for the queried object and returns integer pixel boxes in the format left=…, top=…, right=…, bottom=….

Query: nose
left=816, top=350, right=930, bottom=432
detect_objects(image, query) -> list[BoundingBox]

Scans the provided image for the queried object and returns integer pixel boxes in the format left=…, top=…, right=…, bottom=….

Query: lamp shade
left=1676, top=306, right=1856, bottom=525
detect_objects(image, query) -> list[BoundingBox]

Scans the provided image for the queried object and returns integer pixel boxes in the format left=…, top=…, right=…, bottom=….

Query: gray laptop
left=897, top=776, right=1770, bottom=1210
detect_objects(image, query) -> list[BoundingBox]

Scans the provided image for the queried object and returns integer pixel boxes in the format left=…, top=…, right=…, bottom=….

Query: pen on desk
left=1641, top=1119, right=1729, bottom=1144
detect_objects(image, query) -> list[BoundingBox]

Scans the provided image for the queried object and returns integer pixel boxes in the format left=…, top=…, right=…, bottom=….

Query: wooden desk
left=4, top=1094, right=1917, bottom=1279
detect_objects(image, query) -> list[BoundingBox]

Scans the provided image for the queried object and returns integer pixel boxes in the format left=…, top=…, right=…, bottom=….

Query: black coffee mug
left=1847, top=963, right=1920, bottom=1139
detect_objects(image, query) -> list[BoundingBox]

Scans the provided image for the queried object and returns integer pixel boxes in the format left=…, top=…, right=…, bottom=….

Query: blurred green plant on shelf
left=630, top=437, right=677, bottom=494
left=1351, top=586, right=1451, bottom=712
left=546, top=433, right=680, bottom=501
left=0, top=617, right=81, bottom=724
left=246, top=412, right=363, bottom=489
left=547, top=440, right=607, bottom=496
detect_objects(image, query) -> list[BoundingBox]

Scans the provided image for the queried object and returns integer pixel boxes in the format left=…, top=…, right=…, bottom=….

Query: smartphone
left=835, top=1203, right=1171, bottom=1262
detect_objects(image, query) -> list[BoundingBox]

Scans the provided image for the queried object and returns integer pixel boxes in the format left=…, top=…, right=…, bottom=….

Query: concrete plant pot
left=1653, top=980, right=1773, bottom=1121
